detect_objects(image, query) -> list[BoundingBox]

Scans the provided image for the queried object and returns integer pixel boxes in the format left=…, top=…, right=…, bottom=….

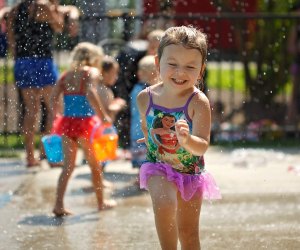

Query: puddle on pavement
left=0, top=192, right=13, bottom=208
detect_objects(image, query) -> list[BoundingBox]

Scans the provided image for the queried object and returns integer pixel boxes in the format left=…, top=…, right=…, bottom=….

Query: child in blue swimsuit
left=51, top=42, right=116, bottom=216
left=137, top=26, right=221, bottom=249
left=130, top=55, right=158, bottom=179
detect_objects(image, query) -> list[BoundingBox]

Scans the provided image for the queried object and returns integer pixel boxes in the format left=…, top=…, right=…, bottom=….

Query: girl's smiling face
left=156, top=44, right=204, bottom=91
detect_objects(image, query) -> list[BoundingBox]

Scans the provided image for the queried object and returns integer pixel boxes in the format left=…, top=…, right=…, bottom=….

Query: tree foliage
left=212, top=0, right=297, bottom=122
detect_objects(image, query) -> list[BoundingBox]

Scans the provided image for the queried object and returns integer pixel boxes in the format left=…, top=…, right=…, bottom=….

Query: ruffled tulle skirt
left=140, top=162, right=221, bottom=201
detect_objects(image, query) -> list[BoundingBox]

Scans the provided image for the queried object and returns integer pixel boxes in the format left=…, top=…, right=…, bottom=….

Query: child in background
left=98, top=55, right=126, bottom=123
left=137, top=26, right=221, bottom=249
left=51, top=42, right=116, bottom=216
left=113, top=29, right=164, bottom=159
left=94, top=55, right=126, bottom=175
left=81, top=55, right=125, bottom=186
left=130, top=55, right=158, bottom=185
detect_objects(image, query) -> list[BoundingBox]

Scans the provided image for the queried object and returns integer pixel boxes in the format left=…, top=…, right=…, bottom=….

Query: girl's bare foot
left=123, top=149, right=132, bottom=160
left=98, top=199, right=117, bottom=210
left=103, top=179, right=113, bottom=189
left=26, top=158, right=41, bottom=168
left=49, top=162, right=64, bottom=168
left=52, top=207, right=73, bottom=217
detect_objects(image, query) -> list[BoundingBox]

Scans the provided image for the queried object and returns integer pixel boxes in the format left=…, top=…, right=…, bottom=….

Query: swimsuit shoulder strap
left=183, top=91, right=201, bottom=122
left=145, top=87, right=153, bottom=115
left=184, top=90, right=200, bottom=110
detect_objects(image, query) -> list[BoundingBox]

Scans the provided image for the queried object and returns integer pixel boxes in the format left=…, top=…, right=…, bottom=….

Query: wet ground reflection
left=0, top=149, right=300, bottom=249
left=0, top=192, right=13, bottom=208
left=18, top=211, right=100, bottom=227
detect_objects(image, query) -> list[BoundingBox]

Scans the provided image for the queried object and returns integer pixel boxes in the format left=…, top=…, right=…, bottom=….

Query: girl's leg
left=39, top=85, right=54, bottom=158
left=177, top=191, right=203, bottom=250
left=147, top=175, right=178, bottom=250
left=53, top=136, right=77, bottom=216
left=79, top=138, right=116, bottom=210
left=20, top=88, right=41, bottom=166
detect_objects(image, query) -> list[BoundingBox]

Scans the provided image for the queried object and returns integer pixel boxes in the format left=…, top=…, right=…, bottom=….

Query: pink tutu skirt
left=140, top=162, right=222, bottom=201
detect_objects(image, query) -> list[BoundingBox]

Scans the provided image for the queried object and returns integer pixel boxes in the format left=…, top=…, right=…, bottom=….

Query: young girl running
left=51, top=42, right=116, bottom=216
left=137, top=26, right=221, bottom=249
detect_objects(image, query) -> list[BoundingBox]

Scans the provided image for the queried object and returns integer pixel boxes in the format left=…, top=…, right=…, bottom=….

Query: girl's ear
left=199, top=63, right=206, bottom=80
left=197, top=64, right=206, bottom=91
left=155, top=55, right=160, bottom=73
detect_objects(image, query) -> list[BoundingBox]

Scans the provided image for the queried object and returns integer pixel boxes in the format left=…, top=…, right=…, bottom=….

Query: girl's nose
left=175, top=67, right=184, bottom=76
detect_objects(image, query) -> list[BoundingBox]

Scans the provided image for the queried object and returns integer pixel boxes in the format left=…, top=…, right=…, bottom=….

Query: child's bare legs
left=38, top=86, right=54, bottom=159
left=148, top=175, right=178, bottom=250
left=177, top=192, right=202, bottom=250
left=21, top=88, right=41, bottom=166
left=53, top=136, right=77, bottom=216
left=21, top=85, right=54, bottom=165
left=80, top=138, right=116, bottom=210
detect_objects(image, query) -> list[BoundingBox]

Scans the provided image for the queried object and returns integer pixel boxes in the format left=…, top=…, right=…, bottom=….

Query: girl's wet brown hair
left=157, top=25, right=207, bottom=63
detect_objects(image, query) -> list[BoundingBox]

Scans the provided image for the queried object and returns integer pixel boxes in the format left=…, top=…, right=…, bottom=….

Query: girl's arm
left=50, top=76, right=64, bottom=118
left=175, top=92, right=211, bottom=156
left=57, top=4, right=80, bottom=37
left=108, top=97, right=126, bottom=115
left=6, top=6, right=17, bottom=58
left=107, top=98, right=126, bottom=123
left=136, top=89, right=150, bottom=143
left=87, top=69, right=112, bottom=124
left=30, top=1, right=64, bottom=33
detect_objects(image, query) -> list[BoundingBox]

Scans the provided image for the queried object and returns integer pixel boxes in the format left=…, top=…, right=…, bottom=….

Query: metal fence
left=0, top=12, right=299, bottom=143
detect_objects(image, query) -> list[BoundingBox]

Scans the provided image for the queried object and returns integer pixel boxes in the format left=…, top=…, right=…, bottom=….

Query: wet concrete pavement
left=0, top=147, right=300, bottom=250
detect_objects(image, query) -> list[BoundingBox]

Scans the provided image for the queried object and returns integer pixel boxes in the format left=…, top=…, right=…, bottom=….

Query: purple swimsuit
left=139, top=88, right=221, bottom=201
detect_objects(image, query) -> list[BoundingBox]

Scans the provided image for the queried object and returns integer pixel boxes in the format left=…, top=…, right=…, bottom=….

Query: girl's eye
left=187, top=66, right=196, bottom=69
left=168, top=63, right=176, bottom=67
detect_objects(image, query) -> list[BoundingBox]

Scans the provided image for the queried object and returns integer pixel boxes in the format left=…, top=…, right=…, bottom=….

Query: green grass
left=0, top=134, right=41, bottom=150
left=1, top=65, right=250, bottom=89
left=1, top=64, right=292, bottom=94
left=0, top=65, right=67, bottom=84
left=0, top=66, right=14, bottom=84
left=206, top=66, right=293, bottom=93
left=207, top=67, right=246, bottom=91
left=0, top=150, right=20, bottom=158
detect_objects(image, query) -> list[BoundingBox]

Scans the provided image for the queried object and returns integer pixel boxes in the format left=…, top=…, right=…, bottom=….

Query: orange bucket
left=90, top=123, right=118, bottom=162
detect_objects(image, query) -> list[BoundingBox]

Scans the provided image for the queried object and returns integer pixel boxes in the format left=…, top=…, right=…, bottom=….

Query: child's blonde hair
left=157, top=26, right=207, bottom=63
left=147, top=29, right=165, bottom=43
left=138, top=55, right=157, bottom=84
left=138, top=55, right=156, bottom=72
left=70, top=42, right=104, bottom=68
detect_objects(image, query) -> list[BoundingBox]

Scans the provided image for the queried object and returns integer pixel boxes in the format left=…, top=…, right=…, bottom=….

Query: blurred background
left=1, top=0, right=300, bottom=148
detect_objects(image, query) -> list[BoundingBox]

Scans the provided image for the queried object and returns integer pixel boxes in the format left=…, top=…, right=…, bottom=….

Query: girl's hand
left=114, top=97, right=126, bottom=107
left=175, top=119, right=190, bottom=146
left=109, top=98, right=126, bottom=111
left=137, top=138, right=146, bottom=144
left=102, top=116, right=113, bottom=124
